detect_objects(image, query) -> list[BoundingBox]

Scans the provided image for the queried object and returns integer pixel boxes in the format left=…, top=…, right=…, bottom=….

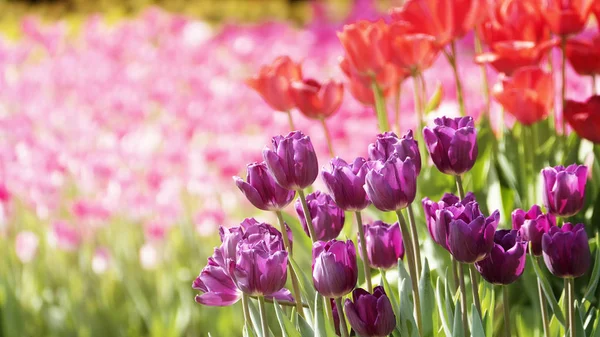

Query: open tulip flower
left=388, top=21, right=440, bottom=75
left=246, top=56, right=302, bottom=112
left=233, top=162, right=296, bottom=211
left=475, top=229, right=527, bottom=285
left=538, top=0, right=595, bottom=36
left=512, top=205, right=556, bottom=256
left=337, top=19, right=392, bottom=77
left=290, top=78, right=344, bottom=120
left=565, top=96, right=600, bottom=143
left=368, top=130, right=421, bottom=174
left=422, top=192, right=477, bottom=250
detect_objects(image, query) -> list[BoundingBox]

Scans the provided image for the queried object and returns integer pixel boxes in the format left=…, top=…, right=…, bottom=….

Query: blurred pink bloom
left=15, top=231, right=39, bottom=263
left=140, top=242, right=160, bottom=270
left=92, top=247, right=111, bottom=274
left=49, top=221, right=81, bottom=252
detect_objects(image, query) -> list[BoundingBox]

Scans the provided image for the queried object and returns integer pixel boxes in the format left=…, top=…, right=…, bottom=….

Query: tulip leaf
left=424, top=81, right=443, bottom=114
left=451, top=299, right=464, bottom=337
left=398, top=278, right=419, bottom=337
left=381, top=267, right=401, bottom=329
left=289, top=257, right=316, bottom=315
left=313, top=293, right=336, bottom=337
left=398, top=261, right=411, bottom=292
left=584, top=233, right=600, bottom=305
left=470, top=304, right=485, bottom=337
left=591, top=309, right=600, bottom=337
left=273, top=300, right=302, bottom=337
left=296, top=312, right=314, bottom=337
left=483, top=285, right=495, bottom=337
left=575, top=301, right=587, bottom=337
left=419, top=259, right=435, bottom=337
left=246, top=298, right=264, bottom=337
left=435, top=277, right=452, bottom=337
left=529, top=255, right=566, bottom=327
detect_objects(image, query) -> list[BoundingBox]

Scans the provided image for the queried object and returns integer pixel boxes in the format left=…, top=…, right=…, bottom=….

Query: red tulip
left=537, top=0, right=595, bottom=36
left=388, top=21, right=440, bottom=74
left=337, top=20, right=391, bottom=77
left=339, top=57, right=404, bottom=106
left=481, top=0, right=549, bottom=45
left=564, top=95, right=600, bottom=143
left=290, top=79, right=344, bottom=119
left=246, top=56, right=302, bottom=112
left=566, top=34, right=600, bottom=75
left=475, top=39, right=557, bottom=75
left=492, top=66, right=554, bottom=125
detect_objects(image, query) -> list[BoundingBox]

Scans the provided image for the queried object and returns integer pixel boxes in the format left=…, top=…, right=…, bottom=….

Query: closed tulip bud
left=422, top=192, right=476, bottom=251
left=542, top=223, right=591, bottom=278
left=263, top=131, right=319, bottom=190
left=475, top=230, right=527, bottom=285
left=344, top=286, right=396, bottom=337
left=322, top=157, right=371, bottom=211
left=565, top=96, right=600, bottom=144
left=364, top=155, right=417, bottom=212
left=542, top=164, right=588, bottom=217
left=246, top=56, right=302, bottom=112
left=234, top=162, right=296, bottom=211
left=368, top=130, right=421, bottom=174
left=423, top=116, right=478, bottom=176
left=290, top=79, right=344, bottom=120
left=312, top=240, right=358, bottom=298
left=359, top=220, right=404, bottom=269
left=295, top=191, right=345, bottom=241
left=512, top=205, right=556, bottom=256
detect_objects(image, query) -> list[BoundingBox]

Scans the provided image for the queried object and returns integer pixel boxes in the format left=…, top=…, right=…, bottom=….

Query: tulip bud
left=246, top=56, right=302, bottom=112
left=368, top=130, right=421, bottom=174
left=294, top=191, right=345, bottom=241
left=423, top=116, right=478, bottom=176
left=312, top=240, right=358, bottom=298
left=234, top=162, right=296, bottom=211
left=364, top=155, right=417, bottom=212
left=541, top=164, right=587, bottom=217
left=512, top=205, right=556, bottom=256
left=322, top=157, right=371, bottom=211
left=542, top=223, right=591, bottom=278
left=263, top=131, right=319, bottom=191
left=344, top=286, right=396, bottom=337
left=475, top=230, right=527, bottom=285
left=359, top=220, right=404, bottom=270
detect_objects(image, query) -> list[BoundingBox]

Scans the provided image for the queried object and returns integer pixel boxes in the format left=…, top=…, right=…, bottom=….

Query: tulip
left=322, top=157, right=371, bottom=211
left=359, top=220, right=404, bottom=269
left=564, top=95, right=600, bottom=143
left=294, top=191, right=345, bottom=241
left=422, top=192, right=477, bottom=250
left=246, top=56, right=302, bottom=112
left=475, top=40, right=557, bottom=75
left=312, top=239, right=358, bottom=298
left=290, top=78, right=344, bottom=120
left=541, top=164, right=588, bottom=217
left=423, top=116, right=478, bottom=176
left=339, top=56, right=403, bottom=102
left=542, top=223, right=591, bottom=278
left=234, top=162, right=296, bottom=211
left=492, top=66, right=554, bottom=125
left=566, top=34, right=600, bottom=76
left=480, top=0, right=549, bottom=45
left=475, top=230, right=527, bottom=285
left=344, top=286, right=396, bottom=337
left=364, top=155, right=417, bottom=212
left=337, top=20, right=391, bottom=77
left=512, top=205, right=556, bottom=256
left=538, top=0, right=595, bottom=36
left=263, top=131, right=319, bottom=191
left=368, top=130, right=421, bottom=174
left=448, top=203, right=500, bottom=263
left=388, top=21, right=440, bottom=74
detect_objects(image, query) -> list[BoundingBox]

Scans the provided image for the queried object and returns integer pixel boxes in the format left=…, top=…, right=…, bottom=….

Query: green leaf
left=435, top=277, right=452, bottom=337
left=247, top=298, right=264, bottom=337
left=398, top=278, right=419, bottom=337
left=470, top=304, right=485, bottom=337
left=273, top=301, right=302, bottom=337
left=419, top=259, right=435, bottom=337
left=381, top=268, right=401, bottom=329
left=591, top=309, right=600, bottom=337
left=289, top=257, right=316, bottom=315
left=584, top=234, right=600, bottom=305
left=313, top=294, right=328, bottom=337
left=452, top=299, right=464, bottom=337
left=296, top=313, right=314, bottom=337
left=424, top=81, right=443, bottom=114
left=530, top=255, right=566, bottom=327
left=576, top=301, right=587, bottom=337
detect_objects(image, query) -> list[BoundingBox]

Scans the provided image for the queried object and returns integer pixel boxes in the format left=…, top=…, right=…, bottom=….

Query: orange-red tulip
left=492, top=66, right=554, bottom=125
left=388, top=21, right=440, bottom=74
left=339, top=56, right=405, bottom=106
left=475, top=39, right=557, bottom=75
left=481, top=0, right=549, bottom=45
left=566, top=34, right=600, bottom=75
left=290, top=79, right=344, bottom=120
left=337, top=20, right=391, bottom=77
left=246, top=56, right=302, bottom=112
left=564, top=95, right=600, bottom=143
left=537, top=0, right=595, bottom=36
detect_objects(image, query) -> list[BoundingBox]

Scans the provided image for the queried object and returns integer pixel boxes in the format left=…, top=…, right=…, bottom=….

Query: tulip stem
left=320, top=117, right=335, bottom=157
left=371, top=80, right=390, bottom=132
left=355, top=211, right=373, bottom=292
left=325, top=297, right=334, bottom=325
left=286, top=110, right=296, bottom=131
left=560, top=36, right=567, bottom=151
left=259, top=296, right=309, bottom=308
left=568, top=278, right=576, bottom=337
left=446, top=41, right=466, bottom=117
left=407, top=205, right=422, bottom=277
left=335, top=297, right=350, bottom=337
left=455, top=175, right=465, bottom=200
left=593, top=75, right=597, bottom=96
left=275, top=210, right=305, bottom=317
left=242, top=293, right=254, bottom=332
left=297, top=189, right=317, bottom=243
left=258, top=295, right=269, bottom=337
left=458, top=263, right=470, bottom=336
left=537, top=275, right=550, bottom=337
left=396, top=210, right=424, bottom=337
left=452, top=257, right=460, bottom=293
left=474, top=28, right=491, bottom=115
left=503, top=285, right=511, bottom=337
left=468, top=264, right=482, bottom=321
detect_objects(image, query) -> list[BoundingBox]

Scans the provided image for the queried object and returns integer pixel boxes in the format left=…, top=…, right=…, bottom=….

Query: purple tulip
left=344, top=286, right=396, bottom=337
left=542, top=223, right=591, bottom=278
left=295, top=191, right=345, bottom=241
left=541, top=164, right=588, bottom=217
left=234, top=162, right=296, bottom=211
left=193, top=256, right=242, bottom=306
left=475, top=230, right=527, bottom=285
left=359, top=220, right=404, bottom=269
left=368, top=130, right=421, bottom=174
left=364, top=155, right=417, bottom=212
left=322, top=157, right=371, bottom=211
left=312, top=240, right=358, bottom=298
left=422, top=192, right=477, bottom=251
left=263, top=131, right=319, bottom=190
left=512, top=205, right=556, bottom=256
left=423, top=116, right=478, bottom=175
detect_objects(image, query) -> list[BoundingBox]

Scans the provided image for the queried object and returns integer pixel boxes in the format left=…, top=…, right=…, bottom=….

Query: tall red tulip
left=339, top=56, right=403, bottom=106
left=337, top=20, right=391, bottom=77
left=388, top=21, right=440, bottom=74
left=475, top=40, right=557, bottom=75
left=537, top=0, right=595, bottom=36
left=564, top=95, right=600, bottom=143
left=290, top=79, right=344, bottom=120
left=492, top=66, right=554, bottom=125
left=566, top=34, right=600, bottom=76
left=246, top=56, right=302, bottom=112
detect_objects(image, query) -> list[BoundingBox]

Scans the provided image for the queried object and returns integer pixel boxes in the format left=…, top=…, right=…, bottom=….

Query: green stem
left=407, top=205, right=422, bottom=276
left=275, top=210, right=304, bottom=317
left=564, top=278, right=570, bottom=337
left=469, top=264, right=482, bottom=320
left=320, top=117, right=335, bottom=157
left=335, top=297, right=350, bottom=337
left=395, top=85, right=402, bottom=134
left=371, top=81, right=390, bottom=132
left=455, top=175, right=465, bottom=200
left=396, top=210, right=423, bottom=337
left=286, top=110, right=295, bottom=131
left=503, top=286, right=511, bottom=337
left=474, top=28, right=491, bottom=115
left=560, top=36, right=567, bottom=150
left=568, top=278, right=576, bottom=337
left=297, top=189, right=317, bottom=243
left=458, top=263, right=470, bottom=336
left=452, top=257, right=460, bottom=293
left=242, top=294, right=254, bottom=332
left=260, top=297, right=308, bottom=308
left=258, top=296, right=269, bottom=337
left=537, top=275, right=550, bottom=337
left=356, top=211, right=373, bottom=292
left=379, top=268, right=387, bottom=286
left=447, top=41, right=466, bottom=117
